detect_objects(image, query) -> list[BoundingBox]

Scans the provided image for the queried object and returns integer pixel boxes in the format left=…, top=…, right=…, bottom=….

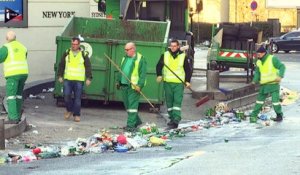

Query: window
left=0, top=0, right=28, bottom=28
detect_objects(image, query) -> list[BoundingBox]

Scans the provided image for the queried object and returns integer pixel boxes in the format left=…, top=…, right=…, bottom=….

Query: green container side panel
left=106, top=0, right=120, bottom=18
left=54, top=17, right=169, bottom=104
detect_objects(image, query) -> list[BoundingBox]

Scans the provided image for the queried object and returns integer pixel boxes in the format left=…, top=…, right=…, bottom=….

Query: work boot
left=64, top=111, right=72, bottom=120
left=135, top=120, right=142, bottom=128
left=4, top=119, right=20, bottom=124
left=167, top=120, right=175, bottom=126
left=271, top=114, right=283, bottom=122
left=74, top=116, right=80, bottom=122
left=123, top=126, right=137, bottom=133
left=166, top=122, right=178, bottom=130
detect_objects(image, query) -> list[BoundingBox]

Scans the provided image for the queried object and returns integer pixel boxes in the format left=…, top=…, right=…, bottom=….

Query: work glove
left=116, top=83, right=120, bottom=90
left=156, top=76, right=163, bottom=83
left=274, top=76, right=282, bottom=83
left=58, top=77, right=63, bottom=83
left=185, top=82, right=191, bottom=88
left=85, top=79, right=91, bottom=86
left=134, top=85, right=141, bottom=93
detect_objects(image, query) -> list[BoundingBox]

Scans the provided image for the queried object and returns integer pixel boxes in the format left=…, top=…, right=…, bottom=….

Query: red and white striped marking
left=219, top=51, right=247, bottom=58
left=219, top=51, right=256, bottom=59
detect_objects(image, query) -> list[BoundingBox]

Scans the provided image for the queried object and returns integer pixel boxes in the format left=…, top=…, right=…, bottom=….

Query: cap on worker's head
left=256, top=45, right=266, bottom=53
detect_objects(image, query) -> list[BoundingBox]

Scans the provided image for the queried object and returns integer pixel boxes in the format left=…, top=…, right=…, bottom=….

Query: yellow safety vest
left=256, top=55, right=278, bottom=84
left=64, top=50, right=86, bottom=81
left=121, top=52, right=143, bottom=89
left=163, top=51, right=185, bottom=83
left=3, top=41, right=28, bottom=77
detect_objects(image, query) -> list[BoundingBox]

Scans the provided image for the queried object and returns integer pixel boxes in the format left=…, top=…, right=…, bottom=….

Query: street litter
left=280, top=87, right=299, bottom=106
left=1, top=102, right=280, bottom=165
left=29, top=94, right=45, bottom=100
left=42, top=88, right=54, bottom=93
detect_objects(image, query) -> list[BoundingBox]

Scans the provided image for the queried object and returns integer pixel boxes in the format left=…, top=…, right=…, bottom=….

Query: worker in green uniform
left=0, top=31, right=28, bottom=124
left=250, top=45, right=285, bottom=122
left=156, top=39, right=192, bottom=129
left=116, top=42, right=147, bottom=132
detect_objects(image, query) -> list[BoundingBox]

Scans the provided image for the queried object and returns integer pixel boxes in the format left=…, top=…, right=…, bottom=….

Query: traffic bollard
left=0, top=119, right=5, bottom=150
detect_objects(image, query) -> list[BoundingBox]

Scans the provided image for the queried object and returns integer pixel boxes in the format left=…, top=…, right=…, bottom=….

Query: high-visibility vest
left=64, top=50, right=86, bottom=81
left=3, top=41, right=28, bottom=77
left=163, top=51, right=185, bottom=83
left=256, top=55, right=278, bottom=84
left=121, top=52, right=144, bottom=89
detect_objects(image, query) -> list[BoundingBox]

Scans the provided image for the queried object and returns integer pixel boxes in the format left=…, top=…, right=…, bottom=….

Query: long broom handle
left=163, top=64, right=194, bottom=92
left=104, top=53, right=156, bottom=109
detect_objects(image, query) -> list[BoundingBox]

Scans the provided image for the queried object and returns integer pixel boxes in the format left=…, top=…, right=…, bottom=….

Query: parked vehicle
left=207, top=23, right=261, bottom=82
left=269, top=30, right=300, bottom=53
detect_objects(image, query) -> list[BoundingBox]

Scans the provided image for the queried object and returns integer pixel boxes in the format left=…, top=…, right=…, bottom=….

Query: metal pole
left=197, top=14, right=200, bottom=44
left=207, top=70, right=219, bottom=91
left=0, top=118, right=5, bottom=150
left=235, top=0, right=237, bottom=22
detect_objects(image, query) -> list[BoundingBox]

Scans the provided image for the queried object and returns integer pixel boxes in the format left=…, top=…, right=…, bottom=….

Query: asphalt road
left=0, top=52, right=299, bottom=175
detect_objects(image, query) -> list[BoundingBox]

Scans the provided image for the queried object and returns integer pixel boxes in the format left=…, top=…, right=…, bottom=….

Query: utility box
left=54, top=17, right=170, bottom=105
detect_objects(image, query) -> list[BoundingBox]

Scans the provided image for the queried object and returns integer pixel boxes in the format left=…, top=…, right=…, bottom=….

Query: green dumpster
left=54, top=17, right=170, bottom=106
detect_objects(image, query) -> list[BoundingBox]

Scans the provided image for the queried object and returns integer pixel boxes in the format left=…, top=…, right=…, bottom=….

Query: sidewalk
left=1, top=47, right=257, bottom=150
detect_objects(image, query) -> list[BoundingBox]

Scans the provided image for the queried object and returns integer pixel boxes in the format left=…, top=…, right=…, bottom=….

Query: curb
left=4, top=116, right=27, bottom=139
left=1, top=78, right=54, bottom=140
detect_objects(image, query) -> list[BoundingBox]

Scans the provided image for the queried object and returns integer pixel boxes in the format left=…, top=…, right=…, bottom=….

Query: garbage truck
left=106, top=0, right=196, bottom=70
left=207, top=23, right=262, bottom=82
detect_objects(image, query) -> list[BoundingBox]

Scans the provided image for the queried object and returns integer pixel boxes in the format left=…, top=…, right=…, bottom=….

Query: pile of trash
left=0, top=123, right=187, bottom=164
left=204, top=102, right=277, bottom=127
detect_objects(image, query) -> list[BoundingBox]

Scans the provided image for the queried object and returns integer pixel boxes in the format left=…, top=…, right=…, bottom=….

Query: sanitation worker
left=156, top=39, right=192, bottom=129
left=116, top=42, right=147, bottom=132
left=0, top=31, right=28, bottom=124
left=250, top=45, right=285, bottom=122
left=57, top=37, right=92, bottom=122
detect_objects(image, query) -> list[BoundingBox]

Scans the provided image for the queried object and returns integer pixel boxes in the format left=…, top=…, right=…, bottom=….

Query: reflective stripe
left=273, top=102, right=280, bottom=105
left=167, top=108, right=173, bottom=111
left=16, top=95, right=23, bottom=99
left=173, top=107, right=181, bottom=111
left=5, top=65, right=28, bottom=72
left=256, top=101, right=264, bottom=104
left=127, top=109, right=138, bottom=113
left=7, top=96, right=16, bottom=100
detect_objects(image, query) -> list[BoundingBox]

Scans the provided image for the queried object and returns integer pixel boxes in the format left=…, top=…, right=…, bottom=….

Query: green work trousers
left=121, top=85, right=142, bottom=128
left=250, top=89, right=282, bottom=118
left=6, top=75, right=28, bottom=121
left=164, top=82, right=184, bottom=124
